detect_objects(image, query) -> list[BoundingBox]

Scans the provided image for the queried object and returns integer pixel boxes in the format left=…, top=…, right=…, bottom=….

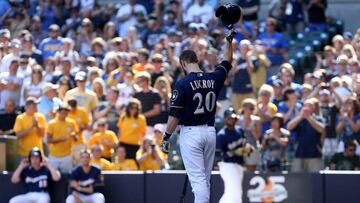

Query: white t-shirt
left=185, top=3, right=214, bottom=24
left=116, top=83, right=135, bottom=108
left=0, top=72, right=23, bottom=109
left=116, top=4, right=147, bottom=37
left=20, top=81, right=44, bottom=106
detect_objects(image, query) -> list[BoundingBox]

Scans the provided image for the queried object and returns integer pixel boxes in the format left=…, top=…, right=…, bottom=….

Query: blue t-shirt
left=39, top=37, right=64, bottom=61
left=169, top=61, right=232, bottom=126
left=21, top=166, right=51, bottom=193
left=257, top=32, right=289, bottom=65
left=232, top=58, right=253, bottom=94
left=277, top=101, right=302, bottom=119
left=293, top=115, right=324, bottom=158
left=338, top=113, right=360, bottom=142
left=70, top=166, right=102, bottom=195
left=216, top=126, right=246, bottom=164
left=40, top=8, right=56, bottom=31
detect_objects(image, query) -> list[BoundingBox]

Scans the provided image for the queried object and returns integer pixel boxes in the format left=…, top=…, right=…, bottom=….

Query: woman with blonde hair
left=92, top=77, right=106, bottom=102
left=127, top=26, right=143, bottom=51
left=153, top=76, right=172, bottom=124
left=117, top=99, right=147, bottom=160
left=238, top=98, right=262, bottom=172
left=257, top=84, right=278, bottom=135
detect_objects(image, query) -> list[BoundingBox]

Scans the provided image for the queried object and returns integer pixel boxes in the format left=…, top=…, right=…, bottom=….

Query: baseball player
left=216, top=108, right=252, bottom=203
left=161, top=32, right=234, bottom=203
left=9, top=147, right=61, bottom=203
left=66, top=149, right=105, bottom=203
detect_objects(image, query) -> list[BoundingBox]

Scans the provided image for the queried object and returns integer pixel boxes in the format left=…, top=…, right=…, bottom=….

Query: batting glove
left=161, top=132, right=172, bottom=154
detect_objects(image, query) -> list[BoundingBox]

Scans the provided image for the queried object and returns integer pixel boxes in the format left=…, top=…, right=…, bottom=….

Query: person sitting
left=112, top=145, right=138, bottom=171
left=90, top=144, right=112, bottom=171
left=136, top=137, right=164, bottom=171
left=66, top=149, right=105, bottom=203
left=88, top=118, right=118, bottom=161
left=330, top=141, right=360, bottom=170
left=9, top=147, right=61, bottom=203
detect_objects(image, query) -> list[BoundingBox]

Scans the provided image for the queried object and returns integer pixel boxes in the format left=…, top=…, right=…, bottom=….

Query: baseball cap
left=43, top=83, right=58, bottom=94
left=319, top=89, right=331, bottom=96
left=272, top=79, right=284, bottom=87
left=57, top=103, right=70, bottom=111
left=10, top=39, right=21, bottom=48
left=23, top=34, right=33, bottom=42
left=75, top=71, right=87, bottom=81
left=48, top=24, right=60, bottom=31
left=25, top=97, right=39, bottom=105
left=224, top=107, right=239, bottom=119
left=29, top=147, right=41, bottom=157
left=240, top=39, right=251, bottom=47
left=343, top=31, right=353, bottom=40
left=0, top=29, right=10, bottom=39
left=154, top=124, right=165, bottom=134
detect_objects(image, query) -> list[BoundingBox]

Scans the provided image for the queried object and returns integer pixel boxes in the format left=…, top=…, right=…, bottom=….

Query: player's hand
left=226, top=29, right=236, bottom=43
left=160, top=139, right=170, bottom=154
left=20, top=159, right=29, bottom=168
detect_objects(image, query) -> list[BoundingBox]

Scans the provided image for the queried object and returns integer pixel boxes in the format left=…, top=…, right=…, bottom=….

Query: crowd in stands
left=0, top=0, right=360, bottom=176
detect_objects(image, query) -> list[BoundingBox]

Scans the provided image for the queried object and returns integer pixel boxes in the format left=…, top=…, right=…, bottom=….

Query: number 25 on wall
left=247, top=176, right=288, bottom=202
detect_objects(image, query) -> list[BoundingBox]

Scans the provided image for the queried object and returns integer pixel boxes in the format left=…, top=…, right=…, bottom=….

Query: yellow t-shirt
left=136, top=148, right=164, bottom=171
left=91, top=158, right=112, bottom=171
left=47, top=118, right=78, bottom=157
left=64, top=88, right=99, bottom=114
left=117, top=115, right=146, bottom=146
left=88, top=130, right=119, bottom=158
left=67, top=107, right=90, bottom=145
left=13, top=112, right=46, bottom=157
left=111, top=159, right=138, bottom=171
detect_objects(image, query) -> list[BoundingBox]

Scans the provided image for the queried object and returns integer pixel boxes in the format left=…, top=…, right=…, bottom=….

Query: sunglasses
left=348, top=148, right=356, bottom=152
left=153, top=60, right=162, bottom=63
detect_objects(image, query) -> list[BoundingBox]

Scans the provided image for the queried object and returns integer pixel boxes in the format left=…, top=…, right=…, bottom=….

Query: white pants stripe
left=219, top=162, right=243, bottom=203
left=179, top=125, right=216, bottom=203
left=9, top=192, right=50, bottom=203
left=66, top=192, right=105, bottom=203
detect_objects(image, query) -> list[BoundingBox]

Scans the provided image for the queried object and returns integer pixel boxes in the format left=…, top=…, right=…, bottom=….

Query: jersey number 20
left=193, top=91, right=216, bottom=114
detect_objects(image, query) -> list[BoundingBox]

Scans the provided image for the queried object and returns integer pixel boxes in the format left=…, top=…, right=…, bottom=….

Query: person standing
left=13, top=97, right=46, bottom=159
left=47, top=104, right=78, bottom=173
left=9, top=147, right=61, bottom=203
left=216, top=108, right=252, bottom=203
left=160, top=31, right=234, bottom=203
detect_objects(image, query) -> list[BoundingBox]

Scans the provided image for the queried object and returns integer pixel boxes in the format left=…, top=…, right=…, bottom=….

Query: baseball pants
left=9, top=192, right=50, bottom=203
left=66, top=192, right=105, bottom=203
left=179, top=125, right=216, bottom=203
left=219, top=162, right=244, bottom=203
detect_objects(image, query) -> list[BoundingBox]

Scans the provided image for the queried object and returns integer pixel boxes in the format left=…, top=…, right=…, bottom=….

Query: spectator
left=21, top=34, right=43, bottom=65
left=230, top=40, right=255, bottom=112
left=185, top=0, right=213, bottom=24
left=54, top=38, right=79, bottom=66
left=47, top=103, right=78, bottom=173
left=39, top=24, right=63, bottom=61
left=1, top=38, right=21, bottom=73
left=0, top=99, right=19, bottom=135
left=89, top=144, right=112, bottom=171
left=9, top=147, right=61, bottom=203
left=136, top=137, right=164, bottom=170
left=330, top=141, right=360, bottom=170
left=319, top=89, right=340, bottom=165
left=116, top=0, right=147, bottom=37
left=67, top=98, right=90, bottom=165
left=278, top=87, right=302, bottom=123
left=75, top=18, right=95, bottom=56
left=143, top=17, right=164, bottom=50
left=257, top=84, right=278, bottom=135
left=271, top=79, right=284, bottom=107
left=287, top=99, right=325, bottom=172
left=134, top=71, right=161, bottom=131
left=336, top=97, right=360, bottom=155
left=88, top=118, right=119, bottom=161
left=257, top=17, right=289, bottom=75
left=306, top=0, right=327, bottom=31
left=284, top=0, right=305, bottom=35
left=152, top=123, right=165, bottom=146
left=21, top=66, right=44, bottom=108
left=64, top=71, right=99, bottom=115
left=278, top=63, right=301, bottom=93
left=116, top=71, right=137, bottom=110
left=51, top=57, right=76, bottom=89
left=153, top=76, right=171, bottom=124
left=112, top=145, right=138, bottom=170
left=262, top=113, right=289, bottom=172
left=236, top=0, right=260, bottom=25
left=43, top=57, right=57, bottom=82
left=117, top=99, right=147, bottom=160
left=37, top=83, right=62, bottom=123
left=66, top=149, right=105, bottom=203
left=95, top=87, right=121, bottom=134
left=238, top=98, right=262, bottom=172
left=0, top=58, right=23, bottom=110
left=92, top=77, right=106, bottom=102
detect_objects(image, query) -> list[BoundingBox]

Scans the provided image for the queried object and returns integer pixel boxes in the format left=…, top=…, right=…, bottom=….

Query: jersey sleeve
left=213, top=60, right=232, bottom=83
left=169, top=82, right=186, bottom=119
